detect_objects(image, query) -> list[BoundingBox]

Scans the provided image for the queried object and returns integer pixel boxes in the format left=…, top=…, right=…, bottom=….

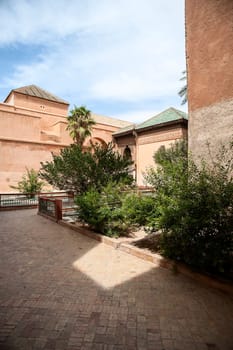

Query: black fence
left=0, top=193, right=38, bottom=210
left=38, top=197, right=62, bottom=222
left=38, top=192, right=75, bottom=222
left=0, top=192, right=72, bottom=211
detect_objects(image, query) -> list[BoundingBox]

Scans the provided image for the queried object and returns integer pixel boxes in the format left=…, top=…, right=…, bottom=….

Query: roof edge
left=136, top=118, right=188, bottom=133
left=113, top=128, right=135, bottom=138
left=4, top=86, right=69, bottom=105
left=114, top=118, right=188, bottom=137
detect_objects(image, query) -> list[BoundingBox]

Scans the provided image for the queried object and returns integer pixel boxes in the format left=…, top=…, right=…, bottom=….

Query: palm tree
left=178, top=70, right=187, bottom=105
left=66, top=105, right=96, bottom=146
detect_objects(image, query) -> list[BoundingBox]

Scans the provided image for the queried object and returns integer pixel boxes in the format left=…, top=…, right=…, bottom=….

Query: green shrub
left=145, top=140, right=233, bottom=276
left=122, top=193, right=157, bottom=228
left=75, top=182, right=131, bottom=237
left=75, top=188, right=103, bottom=232
left=160, top=164, right=233, bottom=274
left=40, top=142, right=133, bottom=194
left=11, top=168, right=44, bottom=197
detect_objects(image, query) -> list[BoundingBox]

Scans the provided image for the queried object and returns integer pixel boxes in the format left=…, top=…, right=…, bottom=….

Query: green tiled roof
left=135, top=107, right=188, bottom=130
left=112, top=123, right=135, bottom=136
left=113, top=107, right=188, bottom=137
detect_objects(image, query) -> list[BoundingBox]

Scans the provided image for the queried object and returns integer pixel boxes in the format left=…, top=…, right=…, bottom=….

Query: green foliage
left=122, top=193, right=157, bottom=228
left=76, top=185, right=159, bottom=237
left=40, top=143, right=133, bottom=194
left=145, top=140, right=188, bottom=201
left=145, top=140, right=233, bottom=275
left=11, top=168, right=44, bottom=196
left=75, top=188, right=103, bottom=232
left=153, top=139, right=188, bottom=167
left=66, top=105, right=96, bottom=146
left=75, top=182, right=131, bottom=237
left=178, top=70, right=187, bottom=105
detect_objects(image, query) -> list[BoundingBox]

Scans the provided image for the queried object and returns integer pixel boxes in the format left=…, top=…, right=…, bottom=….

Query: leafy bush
left=75, top=182, right=131, bottom=237
left=122, top=193, right=157, bottom=228
left=145, top=140, right=233, bottom=276
left=11, top=168, right=44, bottom=197
left=76, top=186, right=160, bottom=236
left=40, top=142, right=133, bottom=194
left=75, top=188, right=103, bottom=231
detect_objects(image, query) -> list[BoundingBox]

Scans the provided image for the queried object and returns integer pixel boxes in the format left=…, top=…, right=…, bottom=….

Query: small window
left=123, top=145, right=132, bottom=160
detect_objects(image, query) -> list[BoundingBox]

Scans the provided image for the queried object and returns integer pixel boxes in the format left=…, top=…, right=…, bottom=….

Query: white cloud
left=1, top=0, right=186, bottom=119
left=0, top=0, right=112, bottom=45
left=0, top=1, right=184, bottom=45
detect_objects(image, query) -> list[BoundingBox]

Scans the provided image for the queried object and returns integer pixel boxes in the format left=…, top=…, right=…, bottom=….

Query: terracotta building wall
left=0, top=106, right=41, bottom=142
left=91, top=123, right=120, bottom=145
left=0, top=140, right=64, bottom=192
left=0, top=94, right=127, bottom=192
left=113, top=124, right=187, bottom=186
left=8, top=93, right=68, bottom=117
left=186, top=0, right=233, bottom=161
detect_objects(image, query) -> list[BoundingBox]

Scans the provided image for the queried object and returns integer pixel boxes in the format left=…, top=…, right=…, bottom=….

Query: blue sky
left=0, top=0, right=186, bottom=123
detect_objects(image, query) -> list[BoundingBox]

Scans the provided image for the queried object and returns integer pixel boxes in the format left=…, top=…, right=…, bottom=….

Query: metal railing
left=0, top=191, right=72, bottom=211
left=38, top=197, right=63, bottom=222
left=0, top=192, right=38, bottom=210
left=38, top=192, right=75, bottom=222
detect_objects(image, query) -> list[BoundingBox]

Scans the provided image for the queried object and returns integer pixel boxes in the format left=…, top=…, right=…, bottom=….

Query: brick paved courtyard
left=0, top=209, right=233, bottom=350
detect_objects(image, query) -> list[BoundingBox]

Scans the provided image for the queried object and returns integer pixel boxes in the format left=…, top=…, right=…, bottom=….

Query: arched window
left=89, top=137, right=107, bottom=148
left=123, top=145, right=132, bottom=160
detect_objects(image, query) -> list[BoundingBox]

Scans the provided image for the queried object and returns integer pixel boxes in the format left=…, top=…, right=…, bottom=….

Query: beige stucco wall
left=186, top=0, right=233, bottom=162
left=136, top=125, right=185, bottom=185
left=137, top=140, right=174, bottom=186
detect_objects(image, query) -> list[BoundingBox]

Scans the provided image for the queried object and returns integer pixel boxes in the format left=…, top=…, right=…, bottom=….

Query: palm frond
left=178, top=70, right=187, bottom=105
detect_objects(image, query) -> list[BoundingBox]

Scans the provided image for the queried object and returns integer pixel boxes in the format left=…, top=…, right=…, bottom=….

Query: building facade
left=186, top=0, right=233, bottom=162
left=113, top=108, right=188, bottom=186
left=0, top=85, right=188, bottom=191
left=0, top=85, right=131, bottom=192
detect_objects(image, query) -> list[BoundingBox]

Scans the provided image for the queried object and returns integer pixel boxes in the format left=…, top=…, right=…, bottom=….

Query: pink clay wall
left=0, top=93, right=124, bottom=191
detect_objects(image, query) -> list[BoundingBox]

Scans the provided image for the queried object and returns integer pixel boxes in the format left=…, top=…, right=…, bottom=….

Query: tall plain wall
left=0, top=96, right=125, bottom=192
left=0, top=141, right=63, bottom=192
left=186, top=0, right=233, bottom=162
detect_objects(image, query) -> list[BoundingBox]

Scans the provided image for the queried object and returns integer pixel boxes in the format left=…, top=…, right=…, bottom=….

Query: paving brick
left=0, top=209, right=233, bottom=349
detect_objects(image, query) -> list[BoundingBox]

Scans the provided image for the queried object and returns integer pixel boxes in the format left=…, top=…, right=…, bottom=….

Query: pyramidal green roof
left=135, top=107, right=188, bottom=130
